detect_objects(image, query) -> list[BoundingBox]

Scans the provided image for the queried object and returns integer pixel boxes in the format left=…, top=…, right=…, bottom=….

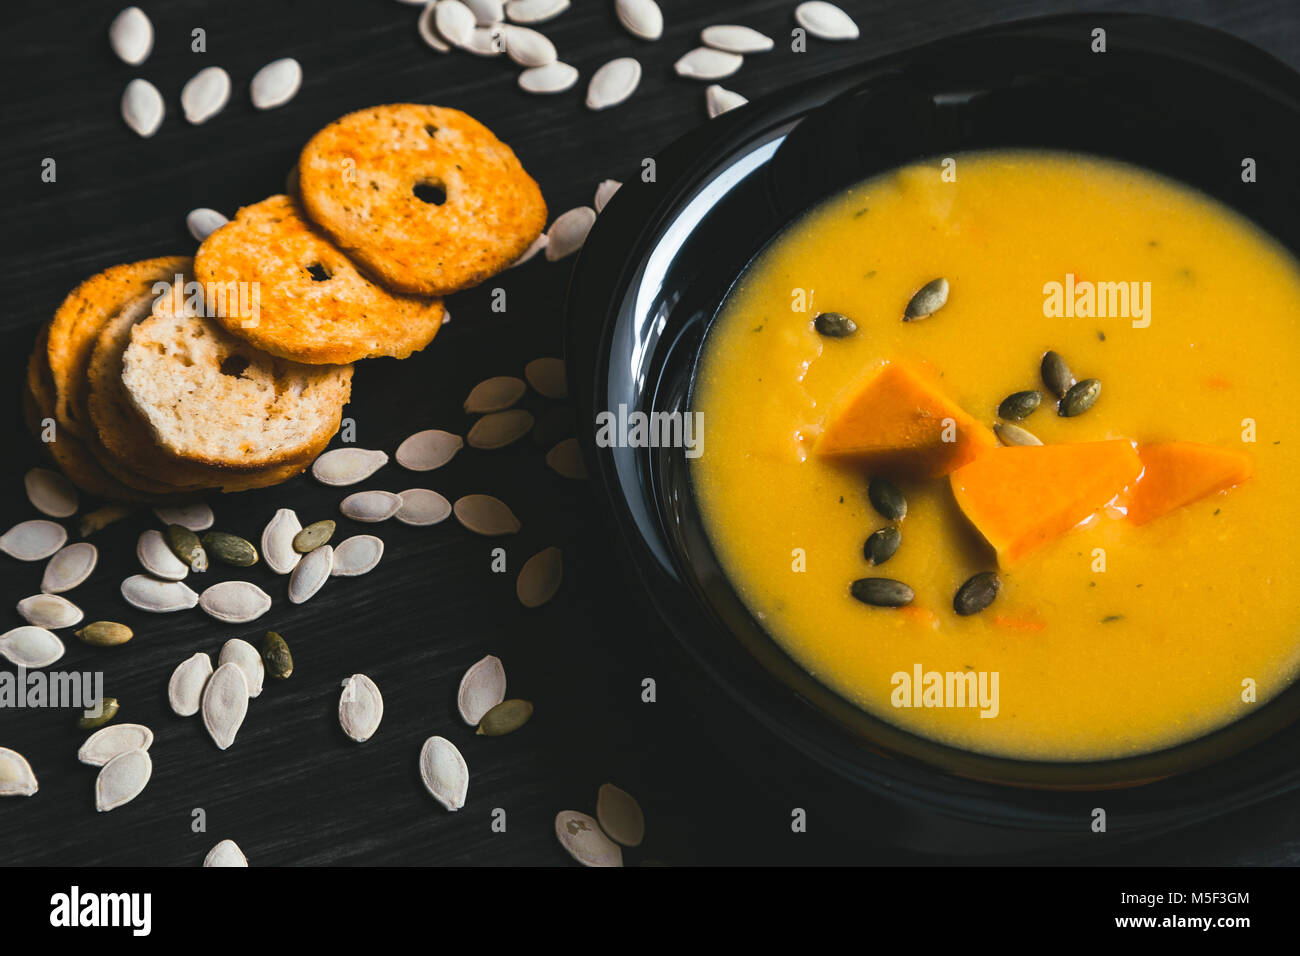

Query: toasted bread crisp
left=297, top=104, right=547, bottom=296
left=195, top=194, right=443, bottom=363
left=45, top=257, right=191, bottom=439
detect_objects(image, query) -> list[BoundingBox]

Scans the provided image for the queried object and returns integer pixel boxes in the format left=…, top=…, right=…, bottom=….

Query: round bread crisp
left=194, top=194, right=443, bottom=363
left=119, top=284, right=354, bottom=470
left=45, top=257, right=191, bottom=439
left=297, top=104, right=547, bottom=296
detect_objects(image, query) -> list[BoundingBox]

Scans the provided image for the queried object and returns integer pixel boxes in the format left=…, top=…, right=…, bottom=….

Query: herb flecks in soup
left=691, top=151, right=1300, bottom=761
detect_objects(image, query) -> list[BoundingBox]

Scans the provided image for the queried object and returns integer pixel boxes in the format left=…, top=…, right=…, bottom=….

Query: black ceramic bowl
left=565, top=13, right=1300, bottom=849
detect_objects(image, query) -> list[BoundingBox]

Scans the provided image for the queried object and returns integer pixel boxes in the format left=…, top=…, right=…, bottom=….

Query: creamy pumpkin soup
left=691, top=151, right=1300, bottom=761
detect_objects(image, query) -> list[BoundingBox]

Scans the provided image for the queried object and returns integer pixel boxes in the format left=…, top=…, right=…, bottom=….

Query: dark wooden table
left=1, top=0, right=1297, bottom=866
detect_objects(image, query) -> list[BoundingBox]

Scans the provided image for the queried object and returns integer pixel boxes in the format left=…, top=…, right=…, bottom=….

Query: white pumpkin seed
left=186, top=207, right=228, bottom=242
left=17, top=593, right=82, bottom=629
left=181, top=66, right=231, bottom=125
left=41, top=542, right=97, bottom=594
left=596, top=783, right=645, bottom=846
left=706, top=83, right=748, bottom=117
left=457, top=654, right=506, bottom=725
left=95, top=749, right=152, bottom=812
left=504, top=25, right=555, bottom=67
left=518, top=61, right=578, bottom=94
left=435, top=0, right=477, bottom=45
left=555, top=810, right=623, bottom=866
left=794, top=1, right=859, bottom=40
left=202, top=663, right=249, bottom=750
left=121, top=574, right=199, bottom=612
left=524, top=357, right=567, bottom=398
left=0, top=748, right=37, bottom=797
left=199, top=581, right=272, bottom=624
left=109, top=7, right=153, bottom=65
left=121, top=78, right=164, bottom=138
left=168, top=652, right=213, bottom=717
left=465, top=25, right=507, bottom=55
left=545, top=207, right=596, bottom=259
left=394, top=489, right=451, bottom=527
left=250, top=57, right=301, bottom=110
left=453, top=495, right=521, bottom=536
left=203, top=839, right=248, bottom=867
left=467, top=409, right=535, bottom=450
left=701, top=24, right=773, bottom=53
left=339, top=674, right=384, bottom=742
left=594, top=179, right=622, bottom=213
left=546, top=438, right=588, bottom=479
left=154, top=502, right=213, bottom=531
left=0, top=626, right=65, bottom=668
left=615, top=0, right=663, bottom=40
left=78, top=723, right=154, bottom=766
left=24, top=467, right=78, bottom=517
left=464, top=376, right=525, bottom=414
left=463, top=0, right=504, bottom=23
left=505, top=0, right=569, bottom=24
left=331, top=534, right=385, bottom=576
left=516, top=547, right=562, bottom=608
left=261, top=508, right=302, bottom=575
left=674, top=47, right=743, bottom=80
left=338, top=492, right=399, bottom=525
left=1, top=519, right=67, bottom=561
left=312, top=447, right=389, bottom=485
left=396, top=430, right=462, bottom=471
left=136, top=529, right=188, bottom=581
left=219, top=639, right=265, bottom=699
left=288, top=544, right=333, bottom=603
left=419, top=736, right=468, bottom=810
left=586, top=58, right=640, bottom=111
left=417, top=1, right=452, bottom=52
left=509, top=232, right=549, bottom=264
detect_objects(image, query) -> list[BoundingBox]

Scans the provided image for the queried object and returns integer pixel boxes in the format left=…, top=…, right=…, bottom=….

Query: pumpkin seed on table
left=250, top=57, right=301, bottom=110
left=615, top=0, right=662, bottom=40
left=1, top=519, right=68, bottom=561
left=261, top=508, right=302, bottom=575
left=95, top=749, right=152, bottom=812
left=517, top=547, right=562, bottom=607
left=293, top=519, right=335, bottom=553
left=155, top=502, right=214, bottom=531
left=464, top=376, right=526, bottom=414
left=340, top=490, right=403, bottom=522
left=332, top=535, right=384, bottom=576
left=203, top=839, right=248, bottom=867
left=546, top=206, right=597, bottom=258
left=998, top=390, right=1042, bottom=421
left=24, top=467, right=78, bottom=517
left=109, top=6, right=153, bottom=65
left=339, top=674, right=384, bottom=743
left=0, top=626, right=65, bottom=668
left=136, top=529, right=187, bottom=580
left=121, top=78, right=164, bottom=138
left=468, top=410, right=535, bottom=450
left=702, top=24, right=773, bottom=53
left=849, top=577, right=914, bottom=608
left=994, top=422, right=1042, bottom=447
left=814, top=311, right=856, bottom=337
left=78, top=697, right=119, bottom=731
left=546, top=438, right=588, bottom=479
left=586, top=58, right=641, bottom=111
left=706, top=84, right=747, bottom=118
left=420, top=736, right=469, bottom=811
left=395, top=489, right=452, bottom=526
left=202, top=663, right=249, bottom=750
left=674, top=47, right=744, bottom=80
left=506, top=0, right=569, bottom=24
left=395, top=430, right=462, bottom=471
left=597, top=783, right=645, bottom=847
left=75, top=621, right=132, bottom=647
left=121, top=575, right=199, bottom=613
left=165, top=524, right=208, bottom=572
left=458, top=654, right=507, bottom=725
left=1059, top=378, right=1102, bottom=417
left=42, top=542, right=97, bottom=594
left=903, top=277, right=949, bottom=321
left=18, top=593, right=82, bottom=629
left=79, top=504, right=132, bottom=537
left=168, top=652, right=213, bottom=716
left=954, top=571, right=1001, bottom=616
left=435, top=0, right=476, bottom=45
left=525, top=357, right=567, bottom=398
left=863, top=526, right=901, bottom=566
left=594, top=179, right=622, bottom=213
left=868, top=476, right=907, bottom=520
left=504, top=24, right=555, bottom=67
left=180, top=66, right=230, bottom=124
left=186, top=207, right=228, bottom=242
left=794, top=1, right=860, bottom=41
left=312, top=447, right=389, bottom=486
left=219, top=639, right=265, bottom=699
left=78, top=723, right=154, bottom=766
left=261, top=632, right=293, bottom=680
left=202, top=531, right=259, bottom=567
left=454, top=495, right=521, bottom=535
left=1040, top=350, right=1074, bottom=398
left=518, top=60, right=578, bottom=93
left=198, top=581, right=272, bottom=624
left=0, top=748, right=38, bottom=797
left=418, top=1, right=452, bottom=52
left=289, top=544, right=334, bottom=604
left=555, top=811, right=623, bottom=867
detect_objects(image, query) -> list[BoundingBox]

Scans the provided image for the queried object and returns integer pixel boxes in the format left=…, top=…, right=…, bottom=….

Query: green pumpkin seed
left=293, top=520, right=335, bottom=553
left=863, top=527, right=901, bottom=566
left=849, top=577, right=914, bottom=607
left=164, top=524, right=207, bottom=572
left=1040, top=350, right=1074, bottom=399
left=202, top=531, right=259, bottom=567
left=77, top=697, right=119, bottom=730
left=1059, top=378, right=1101, bottom=417
left=994, top=422, right=1043, bottom=447
left=954, top=571, right=1001, bottom=616
left=903, top=277, right=949, bottom=321
left=477, top=698, right=534, bottom=736
left=868, top=476, right=907, bottom=520
left=74, top=621, right=134, bottom=647
left=813, top=312, right=857, bottom=337
left=997, top=390, right=1041, bottom=421
left=261, top=631, right=293, bottom=679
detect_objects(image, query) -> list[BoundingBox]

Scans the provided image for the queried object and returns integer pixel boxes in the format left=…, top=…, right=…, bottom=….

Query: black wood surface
left=1, top=0, right=1298, bottom=866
